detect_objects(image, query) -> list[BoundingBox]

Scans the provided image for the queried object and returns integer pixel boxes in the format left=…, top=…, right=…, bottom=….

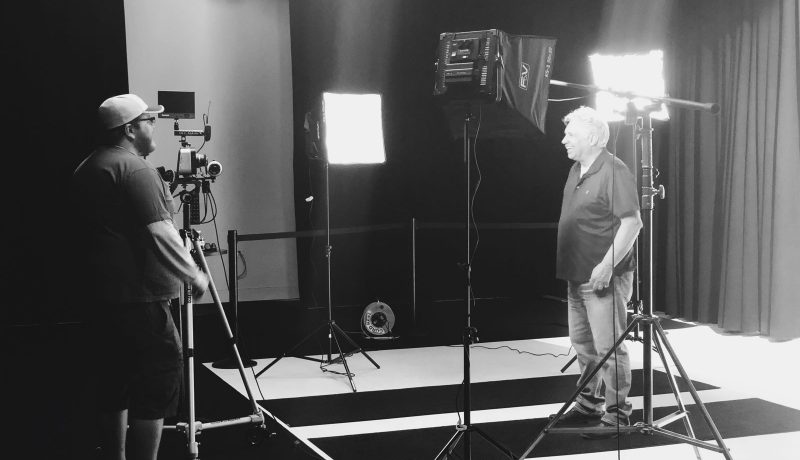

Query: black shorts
left=91, top=300, right=183, bottom=420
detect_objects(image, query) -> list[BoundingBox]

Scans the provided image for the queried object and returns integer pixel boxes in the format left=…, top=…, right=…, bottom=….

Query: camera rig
left=157, top=119, right=221, bottom=189
left=174, top=119, right=220, bottom=181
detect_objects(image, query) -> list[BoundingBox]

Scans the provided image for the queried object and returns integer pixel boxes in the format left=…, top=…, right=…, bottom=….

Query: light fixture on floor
left=361, top=300, right=395, bottom=338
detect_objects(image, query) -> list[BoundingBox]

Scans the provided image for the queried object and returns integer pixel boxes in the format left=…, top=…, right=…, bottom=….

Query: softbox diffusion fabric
left=498, top=32, right=556, bottom=137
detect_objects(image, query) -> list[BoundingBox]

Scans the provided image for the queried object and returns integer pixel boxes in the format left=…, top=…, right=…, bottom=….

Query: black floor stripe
left=260, top=369, right=717, bottom=426
left=310, top=398, right=800, bottom=459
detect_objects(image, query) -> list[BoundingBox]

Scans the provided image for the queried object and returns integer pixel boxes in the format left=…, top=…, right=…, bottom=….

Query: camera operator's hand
left=191, top=270, right=210, bottom=298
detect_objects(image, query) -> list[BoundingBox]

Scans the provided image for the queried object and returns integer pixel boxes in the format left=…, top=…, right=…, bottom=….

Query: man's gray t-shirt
left=72, top=146, right=183, bottom=302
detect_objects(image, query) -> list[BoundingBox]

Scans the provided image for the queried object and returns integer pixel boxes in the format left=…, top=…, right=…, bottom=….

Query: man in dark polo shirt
left=72, top=94, right=209, bottom=460
left=553, top=106, right=642, bottom=438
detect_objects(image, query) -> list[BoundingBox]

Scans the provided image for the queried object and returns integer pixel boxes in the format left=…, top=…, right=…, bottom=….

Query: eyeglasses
left=129, top=116, right=156, bottom=126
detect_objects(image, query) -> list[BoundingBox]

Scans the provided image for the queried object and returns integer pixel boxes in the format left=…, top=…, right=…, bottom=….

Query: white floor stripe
left=292, top=388, right=738, bottom=439
left=527, top=431, right=800, bottom=460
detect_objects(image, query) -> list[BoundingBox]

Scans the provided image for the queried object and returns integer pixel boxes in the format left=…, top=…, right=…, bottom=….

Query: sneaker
left=550, top=407, right=603, bottom=427
left=581, top=418, right=631, bottom=440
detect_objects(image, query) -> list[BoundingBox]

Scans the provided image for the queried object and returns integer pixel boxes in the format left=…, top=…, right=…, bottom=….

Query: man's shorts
left=91, top=300, right=183, bottom=420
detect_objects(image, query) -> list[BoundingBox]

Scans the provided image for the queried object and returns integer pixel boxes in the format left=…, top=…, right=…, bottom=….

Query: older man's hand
left=589, top=262, right=613, bottom=293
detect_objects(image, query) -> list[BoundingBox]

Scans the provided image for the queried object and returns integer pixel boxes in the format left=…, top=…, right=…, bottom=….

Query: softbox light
left=304, top=92, right=386, bottom=165
left=434, top=29, right=556, bottom=139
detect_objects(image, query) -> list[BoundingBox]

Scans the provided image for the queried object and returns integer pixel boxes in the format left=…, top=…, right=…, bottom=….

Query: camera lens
left=208, top=160, right=222, bottom=176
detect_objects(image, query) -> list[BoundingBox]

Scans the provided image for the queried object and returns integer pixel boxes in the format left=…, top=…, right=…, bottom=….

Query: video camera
left=157, top=91, right=222, bottom=182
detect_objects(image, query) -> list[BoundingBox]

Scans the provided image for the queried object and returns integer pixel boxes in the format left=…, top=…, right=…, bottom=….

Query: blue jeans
left=567, top=271, right=633, bottom=423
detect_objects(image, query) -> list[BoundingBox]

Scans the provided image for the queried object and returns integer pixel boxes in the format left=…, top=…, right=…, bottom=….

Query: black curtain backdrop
left=5, top=0, right=129, bottom=326
left=663, top=0, right=800, bottom=340
left=290, top=0, right=800, bottom=341
left=290, top=0, right=607, bottom=312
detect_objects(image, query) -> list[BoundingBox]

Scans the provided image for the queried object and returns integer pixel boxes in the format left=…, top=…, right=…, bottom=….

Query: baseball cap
left=98, top=94, right=165, bottom=130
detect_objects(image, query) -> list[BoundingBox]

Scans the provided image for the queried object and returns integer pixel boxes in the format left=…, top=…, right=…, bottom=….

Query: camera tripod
left=163, top=190, right=268, bottom=459
left=254, top=160, right=380, bottom=392
left=517, top=92, right=731, bottom=459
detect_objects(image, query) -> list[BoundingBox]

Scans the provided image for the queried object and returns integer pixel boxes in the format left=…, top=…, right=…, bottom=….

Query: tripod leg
left=183, top=288, right=200, bottom=460
left=330, top=327, right=357, bottom=392
left=434, top=430, right=464, bottom=460
left=653, top=321, right=733, bottom=460
left=193, top=238, right=263, bottom=416
left=472, top=427, right=516, bottom=459
left=255, top=321, right=329, bottom=378
left=560, top=354, right=578, bottom=373
left=518, top=318, right=642, bottom=460
left=653, top=332, right=703, bottom=460
left=330, top=321, right=381, bottom=369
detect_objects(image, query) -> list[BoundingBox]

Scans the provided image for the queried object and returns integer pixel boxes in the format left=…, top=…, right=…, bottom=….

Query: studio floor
left=10, top=298, right=799, bottom=459
left=207, top=319, right=800, bottom=459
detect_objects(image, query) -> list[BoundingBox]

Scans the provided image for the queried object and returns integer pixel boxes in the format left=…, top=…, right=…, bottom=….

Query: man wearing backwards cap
left=72, top=94, right=208, bottom=460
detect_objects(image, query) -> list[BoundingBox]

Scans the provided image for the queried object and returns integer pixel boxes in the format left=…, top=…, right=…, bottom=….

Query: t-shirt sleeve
left=125, top=168, right=173, bottom=226
left=609, top=163, right=640, bottom=219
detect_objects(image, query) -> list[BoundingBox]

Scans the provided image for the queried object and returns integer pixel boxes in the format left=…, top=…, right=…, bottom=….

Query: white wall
left=124, top=0, right=298, bottom=302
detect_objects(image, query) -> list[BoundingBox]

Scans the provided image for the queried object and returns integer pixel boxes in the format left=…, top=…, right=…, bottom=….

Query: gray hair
left=562, top=106, right=610, bottom=148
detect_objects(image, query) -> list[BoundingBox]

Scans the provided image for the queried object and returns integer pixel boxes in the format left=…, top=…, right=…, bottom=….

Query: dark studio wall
left=5, top=2, right=129, bottom=457
left=6, top=0, right=129, bottom=326
left=289, top=0, right=613, bottom=310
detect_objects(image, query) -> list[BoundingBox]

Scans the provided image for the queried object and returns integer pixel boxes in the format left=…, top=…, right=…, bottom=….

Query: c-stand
left=163, top=184, right=268, bottom=459
left=435, top=114, right=516, bottom=460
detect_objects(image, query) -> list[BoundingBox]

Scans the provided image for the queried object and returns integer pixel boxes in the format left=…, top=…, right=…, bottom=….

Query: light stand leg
left=653, top=331, right=703, bottom=460
left=331, top=321, right=380, bottom=368
left=253, top=161, right=379, bottom=391
left=517, top=319, right=643, bottom=460
left=330, top=325, right=356, bottom=392
left=653, top=320, right=733, bottom=459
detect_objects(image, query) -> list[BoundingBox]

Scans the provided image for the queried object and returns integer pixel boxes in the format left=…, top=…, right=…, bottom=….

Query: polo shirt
left=72, top=145, right=184, bottom=302
left=556, top=150, right=639, bottom=282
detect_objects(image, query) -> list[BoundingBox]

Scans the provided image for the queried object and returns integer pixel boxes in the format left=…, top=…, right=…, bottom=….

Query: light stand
left=435, top=114, right=516, bottom=460
left=164, top=185, right=268, bottom=459
left=255, top=160, right=380, bottom=392
left=518, top=81, right=731, bottom=459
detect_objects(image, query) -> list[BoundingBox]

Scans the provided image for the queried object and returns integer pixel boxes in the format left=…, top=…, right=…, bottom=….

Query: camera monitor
left=158, top=90, right=195, bottom=119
